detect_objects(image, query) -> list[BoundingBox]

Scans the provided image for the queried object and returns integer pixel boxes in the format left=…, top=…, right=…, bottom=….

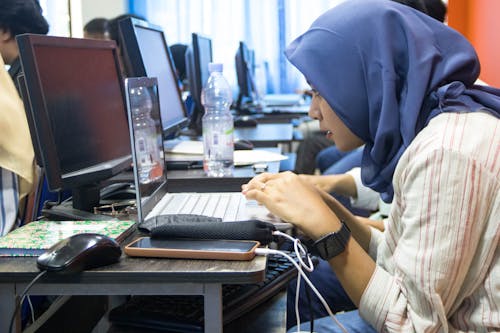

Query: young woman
left=243, top=0, right=500, bottom=331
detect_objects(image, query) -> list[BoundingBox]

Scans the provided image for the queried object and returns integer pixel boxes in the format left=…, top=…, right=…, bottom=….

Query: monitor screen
left=17, top=34, right=132, bottom=211
left=119, top=18, right=189, bottom=138
left=185, top=33, right=213, bottom=135
left=235, top=41, right=257, bottom=109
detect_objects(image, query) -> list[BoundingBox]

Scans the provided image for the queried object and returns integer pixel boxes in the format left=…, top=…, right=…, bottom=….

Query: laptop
left=124, top=77, right=287, bottom=228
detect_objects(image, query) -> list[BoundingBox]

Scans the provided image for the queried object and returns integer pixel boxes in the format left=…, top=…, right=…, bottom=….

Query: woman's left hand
left=242, top=171, right=339, bottom=238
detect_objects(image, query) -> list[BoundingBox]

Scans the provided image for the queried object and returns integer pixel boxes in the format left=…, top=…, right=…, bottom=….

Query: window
left=39, top=0, right=71, bottom=37
left=131, top=0, right=343, bottom=93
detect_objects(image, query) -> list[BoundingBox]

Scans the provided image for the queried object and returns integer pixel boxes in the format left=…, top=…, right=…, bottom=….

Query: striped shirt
left=361, top=112, right=500, bottom=332
left=0, top=167, right=20, bottom=236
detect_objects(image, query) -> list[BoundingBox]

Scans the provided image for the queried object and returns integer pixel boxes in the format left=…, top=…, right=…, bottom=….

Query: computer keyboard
left=108, top=252, right=298, bottom=332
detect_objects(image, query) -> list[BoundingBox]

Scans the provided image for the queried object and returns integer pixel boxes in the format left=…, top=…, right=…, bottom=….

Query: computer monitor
left=185, top=33, right=213, bottom=135
left=118, top=18, right=189, bottom=138
left=235, top=41, right=258, bottom=109
left=17, top=34, right=132, bottom=212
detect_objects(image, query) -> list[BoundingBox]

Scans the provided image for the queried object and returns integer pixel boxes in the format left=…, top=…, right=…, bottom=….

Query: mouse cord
left=25, top=295, right=35, bottom=325
left=9, top=270, right=47, bottom=333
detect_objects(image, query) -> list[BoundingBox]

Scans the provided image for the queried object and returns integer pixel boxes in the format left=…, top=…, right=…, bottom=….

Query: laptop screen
left=124, top=77, right=168, bottom=222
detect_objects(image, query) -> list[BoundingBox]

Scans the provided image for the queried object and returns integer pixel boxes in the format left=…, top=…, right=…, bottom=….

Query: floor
left=103, top=292, right=288, bottom=333
left=225, top=291, right=287, bottom=333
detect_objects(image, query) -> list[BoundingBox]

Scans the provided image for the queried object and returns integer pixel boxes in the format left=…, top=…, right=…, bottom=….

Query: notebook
left=124, top=77, right=287, bottom=228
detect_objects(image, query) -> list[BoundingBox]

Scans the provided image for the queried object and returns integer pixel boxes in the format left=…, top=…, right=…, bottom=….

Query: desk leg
left=204, top=284, right=223, bottom=333
left=0, top=283, right=18, bottom=333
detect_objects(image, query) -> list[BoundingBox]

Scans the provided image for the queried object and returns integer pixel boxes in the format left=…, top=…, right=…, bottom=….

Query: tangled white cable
left=254, top=231, right=348, bottom=333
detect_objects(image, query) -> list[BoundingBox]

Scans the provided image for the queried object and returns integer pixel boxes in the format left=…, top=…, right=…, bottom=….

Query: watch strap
left=312, top=222, right=351, bottom=260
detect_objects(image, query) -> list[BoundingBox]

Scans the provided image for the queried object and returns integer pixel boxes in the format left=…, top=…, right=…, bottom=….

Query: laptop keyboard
left=148, top=192, right=281, bottom=223
left=146, top=192, right=288, bottom=229
left=154, top=193, right=244, bottom=221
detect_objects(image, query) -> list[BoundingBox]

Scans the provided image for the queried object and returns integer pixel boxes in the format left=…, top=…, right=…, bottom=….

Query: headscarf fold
left=0, top=55, right=35, bottom=200
left=285, top=0, right=500, bottom=201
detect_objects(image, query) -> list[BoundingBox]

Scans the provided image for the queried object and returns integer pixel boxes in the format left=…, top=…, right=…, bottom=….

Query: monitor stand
left=42, top=204, right=119, bottom=221
left=71, top=184, right=100, bottom=212
left=42, top=184, right=131, bottom=221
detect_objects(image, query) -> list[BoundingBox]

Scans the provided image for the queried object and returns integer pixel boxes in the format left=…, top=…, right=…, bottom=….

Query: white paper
left=233, top=150, right=287, bottom=166
left=164, top=140, right=204, bottom=155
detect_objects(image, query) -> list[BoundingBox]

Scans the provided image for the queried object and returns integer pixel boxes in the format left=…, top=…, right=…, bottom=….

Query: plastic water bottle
left=201, top=63, right=234, bottom=177
left=129, top=85, right=163, bottom=184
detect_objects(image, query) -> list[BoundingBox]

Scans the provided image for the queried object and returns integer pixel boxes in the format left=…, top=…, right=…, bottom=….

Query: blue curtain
left=128, top=0, right=342, bottom=93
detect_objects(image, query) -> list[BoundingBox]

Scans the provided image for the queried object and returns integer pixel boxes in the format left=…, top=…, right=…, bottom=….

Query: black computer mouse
left=37, top=233, right=122, bottom=274
left=234, top=115, right=258, bottom=127
left=234, top=139, right=254, bottom=150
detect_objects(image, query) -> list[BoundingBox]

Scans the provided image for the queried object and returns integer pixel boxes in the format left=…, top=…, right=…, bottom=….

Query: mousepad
left=0, top=220, right=135, bottom=257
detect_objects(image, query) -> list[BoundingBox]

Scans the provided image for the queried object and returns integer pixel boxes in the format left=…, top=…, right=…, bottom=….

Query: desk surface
left=108, top=148, right=281, bottom=193
left=0, top=239, right=267, bottom=284
left=167, top=150, right=280, bottom=192
left=235, top=123, right=293, bottom=147
left=0, top=232, right=267, bottom=333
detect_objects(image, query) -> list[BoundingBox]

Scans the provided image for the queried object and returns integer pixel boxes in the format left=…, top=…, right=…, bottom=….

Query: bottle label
left=202, top=120, right=234, bottom=177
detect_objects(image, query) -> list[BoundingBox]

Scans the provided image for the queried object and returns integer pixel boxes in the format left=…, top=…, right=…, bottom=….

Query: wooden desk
left=0, top=239, right=267, bottom=333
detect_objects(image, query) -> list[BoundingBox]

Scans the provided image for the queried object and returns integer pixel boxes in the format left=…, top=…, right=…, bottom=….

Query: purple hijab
left=286, top=0, right=500, bottom=202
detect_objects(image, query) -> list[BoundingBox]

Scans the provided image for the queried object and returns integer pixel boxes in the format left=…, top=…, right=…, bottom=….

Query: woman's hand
left=242, top=171, right=341, bottom=238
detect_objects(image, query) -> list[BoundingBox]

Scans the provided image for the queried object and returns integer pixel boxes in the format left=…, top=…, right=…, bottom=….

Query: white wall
left=40, top=0, right=127, bottom=37
left=81, top=0, right=127, bottom=23
left=77, top=0, right=127, bottom=37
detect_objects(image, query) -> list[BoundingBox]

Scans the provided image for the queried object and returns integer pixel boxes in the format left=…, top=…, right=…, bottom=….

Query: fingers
left=241, top=171, right=296, bottom=200
left=242, top=178, right=272, bottom=196
left=242, top=182, right=272, bottom=204
left=242, top=172, right=279, bottom=193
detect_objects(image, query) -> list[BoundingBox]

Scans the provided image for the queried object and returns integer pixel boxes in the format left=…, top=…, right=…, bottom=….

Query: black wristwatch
left=312, top=222, right=351, bottom=260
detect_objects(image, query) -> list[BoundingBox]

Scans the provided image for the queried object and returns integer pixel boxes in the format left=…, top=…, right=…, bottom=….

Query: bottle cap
left=208, top=62, right=223, bottom=73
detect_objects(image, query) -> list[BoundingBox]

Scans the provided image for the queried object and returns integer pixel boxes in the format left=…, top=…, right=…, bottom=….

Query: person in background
left=0, top=54, right=35, bottom=236
left=0, top=0, right=49, bottom=93
left=423, top=0, right=447, bottom=22
left=83, top=17, right=110, bottom=40
left=170, top=43, right=188, bottom=90
left=243, top=0, right=499, bottom=331
left=169, top=43, right=194, bottom=115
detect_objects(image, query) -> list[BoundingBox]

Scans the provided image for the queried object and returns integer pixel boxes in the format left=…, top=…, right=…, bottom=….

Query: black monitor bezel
left=118, top=17, right=189, bottom=138
left=16, top=34, right=132, bottom=198
left=235, top=41, right=257, bottom=109
left=185, top=32, right=213, bottom=135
